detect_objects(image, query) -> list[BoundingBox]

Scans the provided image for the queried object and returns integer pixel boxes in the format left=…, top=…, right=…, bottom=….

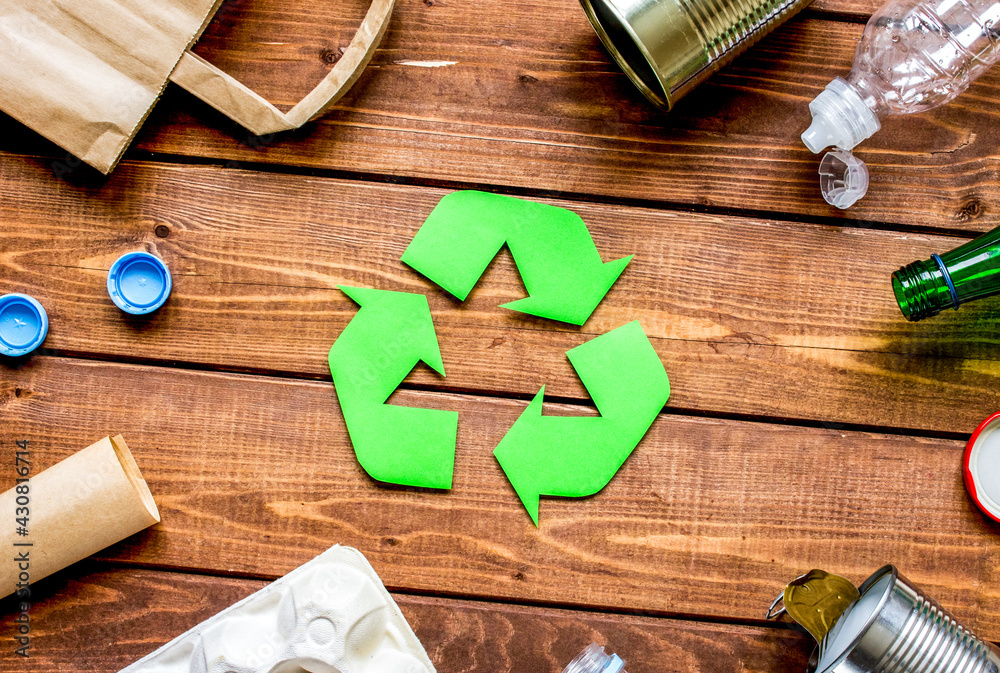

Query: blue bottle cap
left=0, top=293, right=49, bottom=357
left=107, top=252, right=172, bottom=315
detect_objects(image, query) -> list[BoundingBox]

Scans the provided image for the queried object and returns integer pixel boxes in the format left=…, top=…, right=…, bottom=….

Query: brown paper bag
left=0, top=0, right=394, bottom=174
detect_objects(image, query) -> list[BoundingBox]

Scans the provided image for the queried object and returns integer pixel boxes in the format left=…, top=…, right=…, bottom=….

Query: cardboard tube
left=0, top=435, right=160, bottom=598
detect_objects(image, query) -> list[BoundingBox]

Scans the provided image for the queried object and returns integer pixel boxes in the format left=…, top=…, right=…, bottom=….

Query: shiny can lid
left=0, top=293, right=49, bottom=357
left=964, top=411, right=1000, bottom=523
left=107, top=252, right=172, bottom=315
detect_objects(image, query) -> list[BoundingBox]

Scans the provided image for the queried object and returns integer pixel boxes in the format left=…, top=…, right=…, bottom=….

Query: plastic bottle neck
left=847, top=74, right=891, bottom=119
left=802, top=77, right=882, bottom=153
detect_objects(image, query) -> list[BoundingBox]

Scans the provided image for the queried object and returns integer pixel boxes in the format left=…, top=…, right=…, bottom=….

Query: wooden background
left=1, top=0, right=999, bottom=670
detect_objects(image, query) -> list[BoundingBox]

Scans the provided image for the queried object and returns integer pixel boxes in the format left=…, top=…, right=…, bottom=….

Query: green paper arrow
left=494, top=321, right=669, bottom=525
left=329, top=286, right=458, bottom=489
left=401, top=191, right=632, bottom=325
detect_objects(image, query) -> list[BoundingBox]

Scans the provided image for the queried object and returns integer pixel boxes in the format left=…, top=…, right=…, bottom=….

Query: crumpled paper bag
left=0, top=0, right=393, bottom=174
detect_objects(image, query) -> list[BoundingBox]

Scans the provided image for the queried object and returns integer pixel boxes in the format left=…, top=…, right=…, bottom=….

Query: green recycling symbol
left=328, top=191, right=670, bottom=525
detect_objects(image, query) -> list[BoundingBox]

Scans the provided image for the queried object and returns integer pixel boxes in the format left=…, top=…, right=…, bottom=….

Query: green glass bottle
left=893, top=226, right=1000, bottom=321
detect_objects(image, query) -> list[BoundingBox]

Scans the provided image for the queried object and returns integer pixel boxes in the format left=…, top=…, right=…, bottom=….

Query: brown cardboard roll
left=0, top=435, right=159, bottom=598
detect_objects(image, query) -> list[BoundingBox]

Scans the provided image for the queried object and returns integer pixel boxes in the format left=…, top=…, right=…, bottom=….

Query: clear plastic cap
left=818, top=149, right=869, bottom=209
left=802, top=78, right=880, bottom=153
left=562, top=643, right=627, bottom=673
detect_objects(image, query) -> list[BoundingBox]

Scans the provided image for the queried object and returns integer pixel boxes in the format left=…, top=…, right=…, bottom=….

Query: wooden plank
left=13, top=3, right=987, bottom=231
left=2, top=357, right=999, bottom=638
left=811, top=0, right=878, bottom=12
left=0, top=565, right=812, bottom=672
left=164, top=10, right=1000, bottom=232
left=2, top=157, right=999, bottom=433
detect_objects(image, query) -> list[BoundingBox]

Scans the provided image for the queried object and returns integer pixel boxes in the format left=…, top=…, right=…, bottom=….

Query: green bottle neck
left=893, top=226, right=1000, bottom=321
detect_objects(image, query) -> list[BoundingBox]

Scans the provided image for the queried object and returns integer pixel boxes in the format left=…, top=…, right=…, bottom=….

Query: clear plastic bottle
left=802, top=0, right=1000, bottom=153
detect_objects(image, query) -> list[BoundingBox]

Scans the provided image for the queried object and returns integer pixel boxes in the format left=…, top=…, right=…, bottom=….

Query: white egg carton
left=119, top=545, right=436, bottom=673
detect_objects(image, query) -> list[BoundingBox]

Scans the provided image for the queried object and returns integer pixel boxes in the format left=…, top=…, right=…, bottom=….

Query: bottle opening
left=579, top=0, right=669, bottom=107
left=891, top=274, right=914, bottom=320
left=891, top=258, right=960, bottom=322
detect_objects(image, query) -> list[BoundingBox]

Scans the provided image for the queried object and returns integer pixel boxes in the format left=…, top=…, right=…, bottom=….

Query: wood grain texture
left=3, top=6, right=998, bottom=230
left=110, top=4, right=1000, bottom=230
left=2, top=157, right=999, bottom=433
left=2, top=357, right=999, bottom=636
left=0, top=0, right=995, bottom=669
left=0, top=565, right=812, bottom=672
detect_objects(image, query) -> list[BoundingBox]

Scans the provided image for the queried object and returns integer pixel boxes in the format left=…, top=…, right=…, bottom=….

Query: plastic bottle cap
left=0, top=293, right=49, bottom=357
left=819, top=149, right=869, bottom=209
left=107, top=252, right=172, bottom=315
left=965, top=412, right=1000, bottom=523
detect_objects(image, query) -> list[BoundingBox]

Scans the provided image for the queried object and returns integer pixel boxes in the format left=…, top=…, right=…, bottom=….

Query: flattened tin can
left=580, top=0, right=813, bottom=108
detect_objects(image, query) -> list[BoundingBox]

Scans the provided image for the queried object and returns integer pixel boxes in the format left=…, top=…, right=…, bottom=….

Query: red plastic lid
left=964, top=411, right=1000, bottom=523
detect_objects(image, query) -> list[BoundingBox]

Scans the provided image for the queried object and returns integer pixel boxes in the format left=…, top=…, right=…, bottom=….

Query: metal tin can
left=816, top=565, right=1000, bottom=673
left=579, top=0, right=813, bottom=108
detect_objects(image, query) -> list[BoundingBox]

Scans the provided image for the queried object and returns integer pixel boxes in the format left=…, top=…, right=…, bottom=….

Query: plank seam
left=22, top=352, right=973, bottom=441
left=801, top=7, right=871, bottom=23
left=124, top=151, right=987, bottom=240
left=5, top=149, right=984, bottom=240
left=75, top=557, right=812, bottom=633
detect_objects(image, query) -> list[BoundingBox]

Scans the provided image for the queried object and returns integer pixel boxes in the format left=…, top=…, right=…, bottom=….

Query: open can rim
left=578, top=0, right=673, bottom=108
left=817, top=565, right=896, bottom=673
